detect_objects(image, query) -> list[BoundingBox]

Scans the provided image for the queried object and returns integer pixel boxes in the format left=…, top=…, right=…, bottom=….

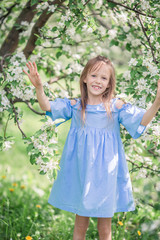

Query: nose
left=95, top=77, right=101, bottom=84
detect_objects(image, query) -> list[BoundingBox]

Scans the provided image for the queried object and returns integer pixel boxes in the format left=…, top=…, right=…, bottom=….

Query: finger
left=26, top=62, right=31, bottom=70
left=28, top=61, right=34, bottom=69
left=33, top=61, right=37, bottom=72
left=23, top=69, right=30, bottom=77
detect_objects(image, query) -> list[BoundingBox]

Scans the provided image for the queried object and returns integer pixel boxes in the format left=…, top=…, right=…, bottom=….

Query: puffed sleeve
left=118, top=100, right=147, bottom=139
left=45, top=97, right=72, bottom=126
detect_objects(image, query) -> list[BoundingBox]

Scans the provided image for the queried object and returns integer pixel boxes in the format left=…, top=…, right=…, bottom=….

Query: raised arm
left=140, top=79, right=160, bottom=126
left=23, top=61, right=51, bottom=112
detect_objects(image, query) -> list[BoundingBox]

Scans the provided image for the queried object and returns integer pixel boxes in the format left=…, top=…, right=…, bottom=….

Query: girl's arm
left=140, top=99, right=160, bottom=126
left=116, top=79, right=160, bottom=126
left=23, top=61, right=51, bottom=112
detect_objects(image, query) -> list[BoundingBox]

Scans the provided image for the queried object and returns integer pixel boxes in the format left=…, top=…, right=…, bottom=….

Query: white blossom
left=95, top=0, right=103, bottom=9
left=108, top=29, right=117, bottom=40
left=70, top=61, right=83, bottom=74
left=66, top=27, right=76, bottom=37
left=132, top=39, right=141, bottom=47
left=3, top=141, right=14, bottom=151
left=123, top=25, right=130, bottom=33
left=48, top=5, right=56, bottom=12
left=128, top=58, right=138, bottom=66
left=123, top=70, right=130, bottom=80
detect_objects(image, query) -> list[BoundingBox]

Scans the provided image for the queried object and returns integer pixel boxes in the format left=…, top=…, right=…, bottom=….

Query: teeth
left=92, top=86, right=101, bottom=90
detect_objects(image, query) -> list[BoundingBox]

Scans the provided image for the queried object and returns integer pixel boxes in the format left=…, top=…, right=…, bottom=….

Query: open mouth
left=92, top=85, right=102, bottom=90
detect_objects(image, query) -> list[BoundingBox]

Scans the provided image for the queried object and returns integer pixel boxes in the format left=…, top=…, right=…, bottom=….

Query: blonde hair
left=79, top=55, right=117, bottom=125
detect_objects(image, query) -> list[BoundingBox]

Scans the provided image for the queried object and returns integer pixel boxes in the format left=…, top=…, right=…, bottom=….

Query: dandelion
left=118, top=221, right=123, bottom=226
left=137, top=230, right=141, bottom=236
left=9, top=188, right=14, bottom=192
left=2, top=175, right=6, bottom=179
left=36, top=204, right=41, bottom=208
left=21, top=185, right=26, bottom=189
left=25, top=236, right=32, bottom=240
left=12, top=183, right=17, bottom=187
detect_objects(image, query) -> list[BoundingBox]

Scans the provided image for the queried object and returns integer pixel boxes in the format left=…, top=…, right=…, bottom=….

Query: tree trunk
left=0, top=0, right=38, bottom=57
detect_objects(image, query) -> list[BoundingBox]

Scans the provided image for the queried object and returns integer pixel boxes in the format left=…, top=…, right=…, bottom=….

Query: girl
left=23, top=55, right=160, bottom=240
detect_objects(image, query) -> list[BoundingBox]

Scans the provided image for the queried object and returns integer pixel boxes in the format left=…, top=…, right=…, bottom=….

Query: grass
left=1, top=172, right=159, bottom=239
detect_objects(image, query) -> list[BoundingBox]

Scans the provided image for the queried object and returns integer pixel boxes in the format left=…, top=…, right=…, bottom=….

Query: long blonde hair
left=79, top=55, right=117, bottom=125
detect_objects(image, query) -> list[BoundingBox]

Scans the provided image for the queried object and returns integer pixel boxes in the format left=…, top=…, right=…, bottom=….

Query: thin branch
left=106, top=0, right=156, bottom=19
left=10, top=99, right=27, bottom=138
left=3, top=114, right=10, bottom=139
left=84, top=0, right=92, bottom=6
left=26, top=102, right=45, bottom=115
left=90, top=9, right=110, bottom=30
left=0, top=3, right=17, bottom=27
left=136, top=13, right=158, bottom=64
left=128, top=159, right=160, bottom=174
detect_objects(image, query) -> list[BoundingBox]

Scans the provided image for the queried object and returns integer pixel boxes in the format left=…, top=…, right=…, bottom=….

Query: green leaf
left=109, top=40, right=119, bottom=47
left=108, top=2, right=117, bottom=8
left=31, top=0, right=38, bottom=6
left=118, top=34, right=126, bottom=41
left=52, top=26, right=57, bottom=32
left=40, top=170, right=46, bottom=175
left=42, top=157, right=49, bottom=162
left=26, top=143, right=34, bottom=153
left=56, top=51, right=62, bottom=59
left=146, top=142, right=154, bottom=150
left=30, top=155, right=36, bottom=165
left=126, top=43, right=131, bottom=51
left=53, top=169, right=58, bottom=179
left=48, top=143, right=55, bottom=148
left=40, top=118, right=48, bottom=122
left=157, top=37, right=160, bottom=44
left=146, top=95, right=151, bottom=103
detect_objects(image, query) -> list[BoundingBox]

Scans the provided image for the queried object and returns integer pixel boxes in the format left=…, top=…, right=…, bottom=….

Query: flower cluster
left=24, top=118, right=61, bottom=181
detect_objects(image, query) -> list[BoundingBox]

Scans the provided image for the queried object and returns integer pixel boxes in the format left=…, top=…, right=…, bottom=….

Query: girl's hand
left=23, top=61, right=43, bottom=89
left=155, top=79, right=160, bottom=106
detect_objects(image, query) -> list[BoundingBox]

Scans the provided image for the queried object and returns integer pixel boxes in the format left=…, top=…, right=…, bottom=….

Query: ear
left=83, top=78, right=87, bottom=83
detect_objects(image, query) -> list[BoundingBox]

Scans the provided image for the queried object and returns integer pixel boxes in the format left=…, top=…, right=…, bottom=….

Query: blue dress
left=46, top=97, right=147, bottom=218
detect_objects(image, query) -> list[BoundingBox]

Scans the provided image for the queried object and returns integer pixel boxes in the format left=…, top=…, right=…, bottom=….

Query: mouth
left=92, top=85, right=102, bottom=90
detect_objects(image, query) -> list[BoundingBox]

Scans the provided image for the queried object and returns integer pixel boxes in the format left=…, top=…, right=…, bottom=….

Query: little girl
left=23, top=55, right=160, bottom=240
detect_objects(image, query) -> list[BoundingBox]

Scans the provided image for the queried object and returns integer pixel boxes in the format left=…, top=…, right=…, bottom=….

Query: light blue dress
left=46, top=97, right=147, bottom=218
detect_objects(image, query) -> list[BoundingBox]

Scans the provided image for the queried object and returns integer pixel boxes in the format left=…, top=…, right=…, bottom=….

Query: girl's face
left=83, top=62, right=110, bottom=100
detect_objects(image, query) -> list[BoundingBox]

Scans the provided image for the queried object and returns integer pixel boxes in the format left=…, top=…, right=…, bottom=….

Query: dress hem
left=48, top=200, right=136, bottom=218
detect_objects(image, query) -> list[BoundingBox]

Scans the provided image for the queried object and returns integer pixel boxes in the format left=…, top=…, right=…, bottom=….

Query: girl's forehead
left=89, top=61, right=110, bottom=74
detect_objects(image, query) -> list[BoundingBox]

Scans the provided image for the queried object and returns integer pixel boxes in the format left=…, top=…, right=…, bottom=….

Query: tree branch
left=128, top=159, right=160, bottom=174
left=10, top=99, right=27, bottom=138
left=136, top=13, right=158, bottom=64
left=106, top=0, right=156, bottom=19
left=0, top=2, right=17, bottom=27
left=23, top=0, right=65, bottom=59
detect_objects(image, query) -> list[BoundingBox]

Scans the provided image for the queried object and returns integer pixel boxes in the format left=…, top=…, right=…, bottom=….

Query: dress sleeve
left=45, top=97, right=72, bottom=123
left=117, top=100, right=147, bottom=139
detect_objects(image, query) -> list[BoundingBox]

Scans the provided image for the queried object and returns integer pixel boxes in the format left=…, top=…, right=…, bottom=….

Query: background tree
left=0, top=0, right=159, bottom=183
left=0, top=0, right=160, bottom=239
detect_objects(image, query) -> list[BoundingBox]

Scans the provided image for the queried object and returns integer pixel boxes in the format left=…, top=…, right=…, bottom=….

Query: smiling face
left=83, top=61, right=111, bottom=104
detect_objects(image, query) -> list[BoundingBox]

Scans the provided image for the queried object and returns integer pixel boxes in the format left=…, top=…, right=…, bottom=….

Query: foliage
left=0, top=1, right=160, bottom=180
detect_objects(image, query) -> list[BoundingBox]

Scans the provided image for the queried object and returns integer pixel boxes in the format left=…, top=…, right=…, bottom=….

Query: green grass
left=1, top=172, right=159, bottom=239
